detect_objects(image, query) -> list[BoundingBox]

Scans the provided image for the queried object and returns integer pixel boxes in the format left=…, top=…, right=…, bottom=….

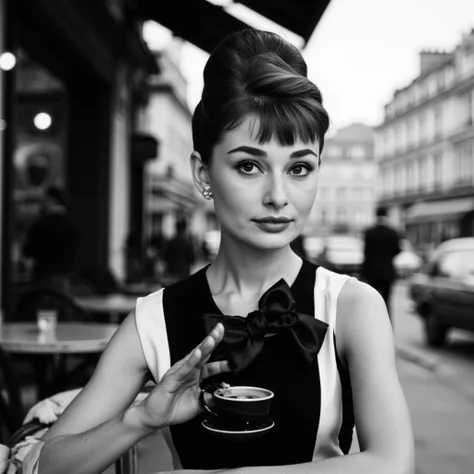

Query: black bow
left=203, top=279, right=328, bottom=372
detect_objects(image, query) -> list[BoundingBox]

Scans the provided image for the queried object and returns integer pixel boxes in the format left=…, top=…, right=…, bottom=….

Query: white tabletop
left=0, top=322, right=119, bottom=354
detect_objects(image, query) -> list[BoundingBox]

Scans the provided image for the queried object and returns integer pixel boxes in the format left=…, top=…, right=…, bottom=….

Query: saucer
left=202, top=415, right=274, bottom=441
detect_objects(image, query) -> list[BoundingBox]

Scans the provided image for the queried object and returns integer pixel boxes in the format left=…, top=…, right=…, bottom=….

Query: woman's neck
left=206, top=237, right=303, bottom=298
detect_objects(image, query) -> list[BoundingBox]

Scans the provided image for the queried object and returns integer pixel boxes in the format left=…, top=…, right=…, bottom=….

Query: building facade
left=138, top=40, right=210, bottom=248
left=307, top=123, right=377, bottom=236
left=376, top=29, right=474, bottom=255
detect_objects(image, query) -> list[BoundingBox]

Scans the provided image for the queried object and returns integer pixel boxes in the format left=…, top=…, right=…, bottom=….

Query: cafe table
left=0, top=322, right=119, bottom=399
left=0, top=322, right=119, bottom=354
left=123, top=281, right=162, bottom=297
left=75, top=293, right=138, bottom=323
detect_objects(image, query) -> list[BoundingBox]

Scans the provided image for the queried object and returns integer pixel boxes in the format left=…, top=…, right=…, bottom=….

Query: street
left=392, top=281, right=474, bottom=474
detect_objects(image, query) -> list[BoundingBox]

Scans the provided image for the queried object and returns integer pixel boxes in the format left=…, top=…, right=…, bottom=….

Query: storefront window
left=12, top=48, right=67, bottom=282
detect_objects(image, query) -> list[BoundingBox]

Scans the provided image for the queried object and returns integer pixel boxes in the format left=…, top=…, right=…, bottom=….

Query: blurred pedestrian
left=163, top=218, right=196, bottom=280
left=23, top=185, right=80, bottom=292
left=361, top=206, right=401, bottom=319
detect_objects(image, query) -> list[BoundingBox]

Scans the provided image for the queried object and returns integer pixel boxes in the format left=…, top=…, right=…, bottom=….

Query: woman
left=35, top=29, right=414, bottom=474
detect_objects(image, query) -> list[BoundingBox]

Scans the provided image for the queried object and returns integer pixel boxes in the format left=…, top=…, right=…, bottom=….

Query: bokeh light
left=33, top=112, right=52, bottom=130
left=0, top=52, right=16, bottom=71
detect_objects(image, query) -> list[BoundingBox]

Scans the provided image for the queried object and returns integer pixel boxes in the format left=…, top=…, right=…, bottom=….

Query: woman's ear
left=190, top=151, right=210, bottom=194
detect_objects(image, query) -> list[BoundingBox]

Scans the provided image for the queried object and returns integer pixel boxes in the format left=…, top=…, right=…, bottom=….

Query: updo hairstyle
left=192, top=28, right=330, bottom=165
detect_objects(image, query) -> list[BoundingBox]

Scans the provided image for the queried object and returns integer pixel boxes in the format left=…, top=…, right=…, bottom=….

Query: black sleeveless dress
left=154, top=259, right=354, bottom=470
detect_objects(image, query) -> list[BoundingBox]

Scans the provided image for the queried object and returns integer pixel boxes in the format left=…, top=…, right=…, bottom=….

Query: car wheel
left=424, top=311, right=448, bottom=347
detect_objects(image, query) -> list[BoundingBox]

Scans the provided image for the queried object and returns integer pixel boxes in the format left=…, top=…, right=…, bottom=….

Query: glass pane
left=12, top=48, right=67, bottom=283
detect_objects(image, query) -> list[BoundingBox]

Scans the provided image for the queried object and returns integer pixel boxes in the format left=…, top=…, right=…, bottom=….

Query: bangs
left=224, top=97, right=327, bottom=149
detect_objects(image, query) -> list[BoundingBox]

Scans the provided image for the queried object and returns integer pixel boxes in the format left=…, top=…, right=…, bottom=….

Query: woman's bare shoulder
left=335, top=278, right=393, bottom=363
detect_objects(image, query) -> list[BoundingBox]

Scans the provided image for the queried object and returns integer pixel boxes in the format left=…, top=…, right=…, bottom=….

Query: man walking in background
left=361, top=207, right=401, bottom=322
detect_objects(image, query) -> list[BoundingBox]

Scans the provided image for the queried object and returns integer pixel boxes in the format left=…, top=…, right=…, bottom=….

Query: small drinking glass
left=37, top=310, right=58, bottom=333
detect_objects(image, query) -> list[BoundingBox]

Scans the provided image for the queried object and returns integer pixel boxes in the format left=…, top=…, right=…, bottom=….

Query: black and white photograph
left=1, top=1, right=474, bottom=473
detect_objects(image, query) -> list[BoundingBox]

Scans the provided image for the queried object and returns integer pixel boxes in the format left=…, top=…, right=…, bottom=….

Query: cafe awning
left=238, top=0, right=332, bottom=44
left=406, top=197, right=474, bottom=223
left=150, top=176, right=201, bottom=212
left=134, top=0, right=332, bottom=52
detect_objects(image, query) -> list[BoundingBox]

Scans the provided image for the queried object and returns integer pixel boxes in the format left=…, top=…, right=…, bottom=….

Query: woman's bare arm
left=38, top=312, right=155, bottom=474
left=213, top=280, right=414, bottom=474
left=38, top=314, right=228, bottom=474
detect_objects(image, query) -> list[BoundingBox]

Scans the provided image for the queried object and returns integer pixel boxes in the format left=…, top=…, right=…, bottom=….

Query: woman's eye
left=237, top=161, right=260, bottom=175
left=289, top=164, right=312, bottom=177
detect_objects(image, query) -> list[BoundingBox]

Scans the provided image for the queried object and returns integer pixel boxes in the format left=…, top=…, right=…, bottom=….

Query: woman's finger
left=201, top=360, right=231, bottom=380
left=167, top=324, right=225, bottom=382
left=188, top=323, right=224, bottom=366
left=196, top=353, right=211, bottom=370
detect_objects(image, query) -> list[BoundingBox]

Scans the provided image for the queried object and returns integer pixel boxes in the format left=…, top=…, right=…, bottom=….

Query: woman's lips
left=253, top=219, right=292, bottom=233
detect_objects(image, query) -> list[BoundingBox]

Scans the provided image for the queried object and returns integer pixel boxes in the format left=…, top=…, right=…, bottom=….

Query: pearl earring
left=202, top=185, right=213, bottom=200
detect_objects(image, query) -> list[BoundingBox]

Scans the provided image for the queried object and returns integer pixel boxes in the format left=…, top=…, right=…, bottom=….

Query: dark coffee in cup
left=201, top=385, right=274, bottom=422
left=224, top=395, right=259, bottom=399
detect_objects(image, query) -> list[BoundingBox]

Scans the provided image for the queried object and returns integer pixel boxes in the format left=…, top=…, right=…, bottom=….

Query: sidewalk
left=392, top=281, right=474, bottom=474
left=396, top=358, right=474, bottom=474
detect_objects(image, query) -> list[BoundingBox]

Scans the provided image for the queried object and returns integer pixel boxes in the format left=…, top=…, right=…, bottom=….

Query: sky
left=145, top=0, right=474, bottom=134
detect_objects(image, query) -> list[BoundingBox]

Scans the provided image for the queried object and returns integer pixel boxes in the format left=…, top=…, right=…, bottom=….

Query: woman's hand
left=136, top=323, right=229, bottom=430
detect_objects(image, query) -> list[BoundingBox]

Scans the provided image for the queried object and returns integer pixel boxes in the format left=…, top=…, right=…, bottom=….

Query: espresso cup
left=201, top=384, right=274, bottom=422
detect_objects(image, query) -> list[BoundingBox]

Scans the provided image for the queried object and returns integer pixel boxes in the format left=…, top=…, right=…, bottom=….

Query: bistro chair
left=0, top=347, right=24, bottom=444
left=6, top=420, right=137, bottom=474
left=6, top=388, right=142, bottom=474
left=67, top=273, right=99, bottom=297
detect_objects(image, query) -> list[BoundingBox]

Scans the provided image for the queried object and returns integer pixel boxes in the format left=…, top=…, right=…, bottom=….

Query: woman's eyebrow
left=290, top=149, right=319, bottom=159
left=227, top=146, right=266, bottom=157
left=227, top=145, right=318, bottom=159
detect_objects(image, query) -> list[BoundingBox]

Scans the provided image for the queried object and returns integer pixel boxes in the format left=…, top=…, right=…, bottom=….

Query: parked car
left=409, top=237, right=474, bottom=347
left=304, top=235, right=364, bottom=277
left=394, top=239, right=422, bottom=278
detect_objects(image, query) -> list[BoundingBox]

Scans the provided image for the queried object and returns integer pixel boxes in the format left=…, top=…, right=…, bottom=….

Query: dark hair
left=45, top=185, right=68, bottom=208
left=192, top=29, right=330, bottom=165
left=376, top=206, right=388, bottom=218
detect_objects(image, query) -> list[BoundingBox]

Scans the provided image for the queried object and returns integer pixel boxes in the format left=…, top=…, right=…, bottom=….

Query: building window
left=406, top=161, right=415, bottom=192
left=354, top=187, right=364, bottom=200
left=433, top=153, right=442, bottom=189
left=394, top=125, right=403, bottom=152
left=406, top=118, right=415, bottom=148
left=350, top=145, right=367, bottom=161
left=419, top=113, right=427, bottom=144
left=434, top=106, right=443, bottom=138
left=455, top=141, right=474, bottom=185
left=336, top=187, right=347, bottom=200
left=467, top=92, right=473, bottom=126
left=419, top=157, right=428, bottom=191
left=384, top=129, right=393, bottom=157
left=336, top=207, right=346, bottom=223
left=437, top=71, right=446, bottom=92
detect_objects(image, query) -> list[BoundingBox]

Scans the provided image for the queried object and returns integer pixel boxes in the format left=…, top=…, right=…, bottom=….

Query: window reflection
left=12, top=48, right=67, bottom=282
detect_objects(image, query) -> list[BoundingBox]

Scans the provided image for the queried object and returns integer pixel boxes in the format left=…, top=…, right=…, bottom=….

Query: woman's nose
left=262, top=176, right=289, bottom=209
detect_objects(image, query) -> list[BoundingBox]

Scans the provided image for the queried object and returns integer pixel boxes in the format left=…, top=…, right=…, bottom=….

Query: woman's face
left=203, top=115, right=320, bottom=252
